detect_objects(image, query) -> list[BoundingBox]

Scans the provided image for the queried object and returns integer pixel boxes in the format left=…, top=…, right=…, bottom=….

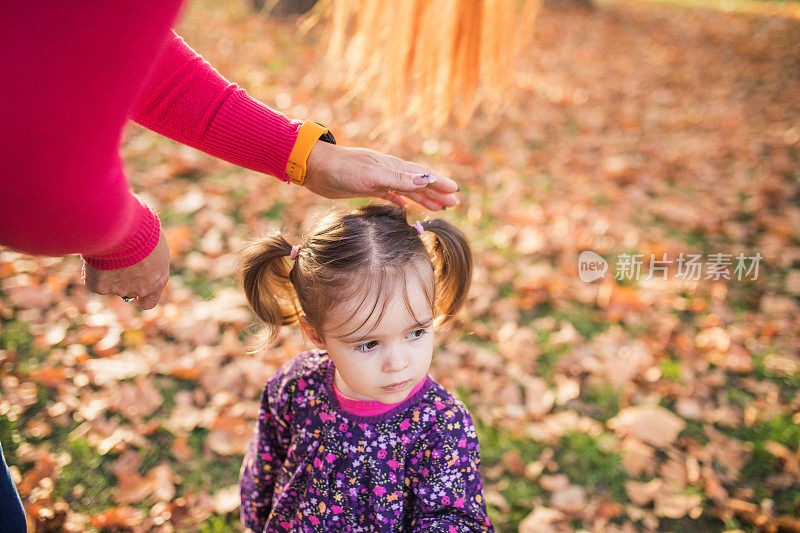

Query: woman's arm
left=130, top=32, right=460, bottom=211
left=130, top=31, right=301, bottom=182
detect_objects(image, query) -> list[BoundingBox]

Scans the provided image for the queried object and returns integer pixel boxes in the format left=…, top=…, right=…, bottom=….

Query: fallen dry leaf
left=89, top=507, right=144, bottom=529
left=550, top=484, right=586, bottom=514
left=608, top=405, right=686, bottom=448
left=540, top=474, right=570, bottom=492
left=207, top=414, right=252, bottom=456
left=210, top=485, right=241, bottom=514
left=625, top=478, right=665, bottom=506
left=653, top=492, right=703, bottom=519
left=518, top=506, right=567, bottom=533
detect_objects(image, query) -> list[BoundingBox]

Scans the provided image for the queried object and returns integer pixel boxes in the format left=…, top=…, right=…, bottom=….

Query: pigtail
left=238, top=234, right=302, bottom=343
left=421, top=219, right=473, bottom=325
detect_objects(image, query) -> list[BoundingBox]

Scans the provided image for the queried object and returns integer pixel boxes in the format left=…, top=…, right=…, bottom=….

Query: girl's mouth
left=382, top=379, right=412, bottom=392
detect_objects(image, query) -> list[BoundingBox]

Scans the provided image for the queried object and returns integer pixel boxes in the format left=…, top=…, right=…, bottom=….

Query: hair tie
left=290, top=245, right=301, bottom=260
left=413, top=221, right=425, bottom=235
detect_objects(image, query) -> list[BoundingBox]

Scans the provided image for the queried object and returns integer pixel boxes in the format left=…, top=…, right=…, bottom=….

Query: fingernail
left=414, top=174, right=436, bottom=186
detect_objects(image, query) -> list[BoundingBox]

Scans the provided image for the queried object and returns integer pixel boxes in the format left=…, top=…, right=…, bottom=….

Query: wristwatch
left=285, top=120, right=336, bottom=186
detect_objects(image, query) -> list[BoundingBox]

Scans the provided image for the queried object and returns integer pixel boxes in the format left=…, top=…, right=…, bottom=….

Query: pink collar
left=333, top=377, right=427, bottom=416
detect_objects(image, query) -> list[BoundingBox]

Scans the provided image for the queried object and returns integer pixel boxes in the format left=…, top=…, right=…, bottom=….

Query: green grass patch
left=497, top=282, right=515, bottom=299
left=535, top=343, right=571, bottom=383
left=564, top=118, right=579, bottom=136
left=0, top=318, right=35, bottom=353
left=521, top=300, right=610, bottom=382
left=264, top=57, right=288, bottom=73
left=660, top=357, right=684, bottom=382
left=258, top=200, right=286, bottom=221
left=0, top=318, right=49, bottom=373
left=658, top=515, right=736, bottom=533
left=151, top=376, right=200, bottom=420
left=519, top=326, right=570, bottom=383
left=680, top=419, right=709, bottom=445
left=577, top=385, right=621, bottom=423
left=525, top=139, right=546, bottom=150
left=531, top=172, right=553, bottom=195
left=175, top=428, right=243, bottom=492
left=198, top=514, right=242, bottom=532
left=728, top=414, right=800, bottom=515
left=552, top=303, right=608, bottom=340
left=736, top=413, right=800, bottom=455
left=0, top=416, right=21, bottom=467
left=54, top=438, right=118, bottom=513
left=138, top=428, right=177, bottom=474
left=0, top=383, right=79, bottom=469
left=555, top=432, right=627, bottom=502
left=158, top=209, right=193, bottom=227
left=726, top=387, right=756, bottom=410
left=181, top=272, right=227, bottom=300
left=651, top=214, right=713, bottom=254
left=458, top=328, right=497, bottom=349
left=460, top=393, right=546, bottom=531
left=752, top=351, right=800, bottom=403
left=520, top=300, right=611, bottom=340
left=475, top=419, right=546, bottom=530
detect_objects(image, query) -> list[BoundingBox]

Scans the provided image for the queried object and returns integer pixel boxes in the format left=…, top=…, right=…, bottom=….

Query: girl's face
left=302, top=273, right=435, bottom=403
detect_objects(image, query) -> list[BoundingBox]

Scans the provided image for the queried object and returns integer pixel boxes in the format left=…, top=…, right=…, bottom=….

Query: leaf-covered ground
left=1, top=1, right=799, bottom=531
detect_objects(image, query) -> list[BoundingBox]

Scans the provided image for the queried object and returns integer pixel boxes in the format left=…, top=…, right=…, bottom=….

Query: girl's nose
left=382, top=346, right=409, bottom=373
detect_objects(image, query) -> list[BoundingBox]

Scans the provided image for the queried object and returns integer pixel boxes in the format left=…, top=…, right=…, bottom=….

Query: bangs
left=324, top=261, right=435, bottom=342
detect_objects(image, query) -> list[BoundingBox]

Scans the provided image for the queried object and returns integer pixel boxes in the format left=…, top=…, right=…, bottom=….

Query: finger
left=390, top=161, right=458, bottom=194
left=137, top=278, right=168, bottom=310
left=91, top=285, right=111, bottom=296
left=415, top=187, right=459, bottom=208
left=432, top=191, right=459, bottom=208
left=137, top=290, right=162, bottom=310
left=425, top=174, right=459, bottom=194
left=369, top=166, right=438, bottom=194
left=376, top=191, right=408, bottom=208
left=107, top=283, right=143, bottom=300
left=364, top=149, right=459, bottom=194
left=399, top=190, right=444, bottom=211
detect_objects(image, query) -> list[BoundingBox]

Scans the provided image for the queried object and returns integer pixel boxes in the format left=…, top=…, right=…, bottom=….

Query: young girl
left=237, top=203, right=493, bottom=532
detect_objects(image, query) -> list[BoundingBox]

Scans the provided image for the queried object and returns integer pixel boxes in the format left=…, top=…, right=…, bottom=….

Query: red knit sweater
left=0, top=2, right=301, bottom=269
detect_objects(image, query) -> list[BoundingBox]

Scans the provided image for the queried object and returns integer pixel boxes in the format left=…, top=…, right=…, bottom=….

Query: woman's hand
left=304, top=142, right=459, bottom=211
left=82, top=228, right=171, bottom=310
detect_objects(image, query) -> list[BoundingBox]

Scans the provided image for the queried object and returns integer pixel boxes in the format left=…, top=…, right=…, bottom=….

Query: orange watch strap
left=286, top=120, right=328, bottom=186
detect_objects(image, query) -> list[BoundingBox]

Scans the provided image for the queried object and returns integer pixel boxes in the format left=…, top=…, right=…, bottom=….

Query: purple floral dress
left=239, top=350, right=494, bottom=532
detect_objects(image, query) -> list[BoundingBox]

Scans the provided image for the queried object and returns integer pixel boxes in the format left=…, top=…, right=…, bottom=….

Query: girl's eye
left=407, top=328, right=426, bottom=341
left=355, top=340, right=379, bottom=353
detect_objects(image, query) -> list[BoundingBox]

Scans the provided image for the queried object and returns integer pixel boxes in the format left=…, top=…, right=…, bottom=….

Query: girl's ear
left=299, top=315, right=326, bottom=349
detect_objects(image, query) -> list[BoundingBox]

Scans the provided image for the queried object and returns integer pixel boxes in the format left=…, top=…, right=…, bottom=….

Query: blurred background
left=1, top=0, right=799, bottom=531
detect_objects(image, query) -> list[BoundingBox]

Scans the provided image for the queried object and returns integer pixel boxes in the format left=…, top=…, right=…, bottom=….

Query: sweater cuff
left=202, top=89, right=301, bottom=183
left=81, top=196, right=161, bottom=270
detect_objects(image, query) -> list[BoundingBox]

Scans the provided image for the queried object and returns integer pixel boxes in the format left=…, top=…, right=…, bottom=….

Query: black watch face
left=319, top=131, right=336, bottom=145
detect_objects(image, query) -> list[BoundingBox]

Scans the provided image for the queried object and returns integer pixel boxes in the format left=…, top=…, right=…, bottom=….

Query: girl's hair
left=238, top=203, right=472, bottom=346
